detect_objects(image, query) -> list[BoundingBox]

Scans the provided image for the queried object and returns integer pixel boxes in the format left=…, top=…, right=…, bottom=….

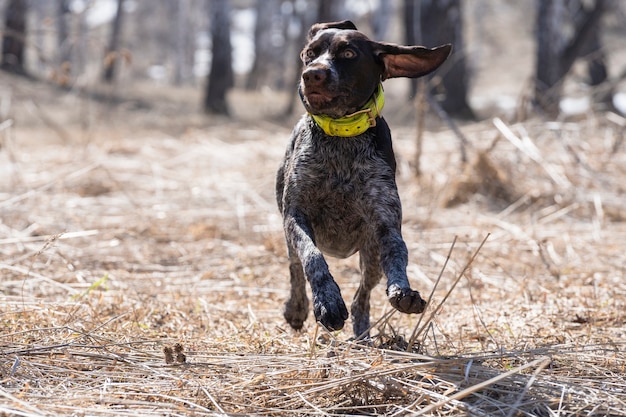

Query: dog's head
left=299, top=20, right=451, bottom=118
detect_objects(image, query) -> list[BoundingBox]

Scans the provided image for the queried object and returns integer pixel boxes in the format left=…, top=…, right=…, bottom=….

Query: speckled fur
left=276, top=21, right=451, bottom=338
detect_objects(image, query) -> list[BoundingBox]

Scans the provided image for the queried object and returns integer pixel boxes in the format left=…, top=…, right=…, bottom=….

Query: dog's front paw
left=313, top=281, right=349, bottom=331
left=387, top=285, right=427, bottom=314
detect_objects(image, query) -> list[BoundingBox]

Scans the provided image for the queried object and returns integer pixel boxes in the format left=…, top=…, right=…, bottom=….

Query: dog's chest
left=286, top=127, right=400, bottom=255
left=293, top=132, right=389, bottom=202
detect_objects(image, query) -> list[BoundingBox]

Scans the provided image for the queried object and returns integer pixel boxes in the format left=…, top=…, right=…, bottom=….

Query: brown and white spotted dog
left=276, top=20, right=451, bottom=338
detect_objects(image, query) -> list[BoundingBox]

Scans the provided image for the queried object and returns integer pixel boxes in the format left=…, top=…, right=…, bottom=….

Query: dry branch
left=493, top=117, right=570, bottom=188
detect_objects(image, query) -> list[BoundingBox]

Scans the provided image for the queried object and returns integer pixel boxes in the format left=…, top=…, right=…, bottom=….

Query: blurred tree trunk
left=1, top=0, right=28, bottom=75
left=32, top=1, right=45, bottom=73
left=419, top=0, right=474, bottom=119
left=57, top=0, right=70, bottom=64
left=534, top=0, right=608, bottom=116
left=572, top=0, right=612, bottom=107
left=573, top=2, right=607, bottom=86
left=54, top=0, right=71, bottom=85
left=75, top=6, right=88, bottom=77
left=172, top=0, right=190, bottom=85
left=371, top=0, right=392, bottom=40
left=317, top=0, right=345, bottom=22
left=283, top=0, right=317, bottom=117
left=275, top=5, right=293, bottom=90
left=403, top=0, right=418, bottom=97
left=534, top=0, right=570, bottom=116
left=584, top=31, right=607, bottom=86
left=204, top=0, right=233, bottom=115
left=245, top=0, right=280, bottom=90
left=103, top=0, right=125, bottom=83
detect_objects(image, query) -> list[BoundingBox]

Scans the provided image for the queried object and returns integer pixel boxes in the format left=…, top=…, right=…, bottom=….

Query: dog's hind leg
left=283, top=245, right=309, bottom=330
left=351, top=243, right=383, bottom=339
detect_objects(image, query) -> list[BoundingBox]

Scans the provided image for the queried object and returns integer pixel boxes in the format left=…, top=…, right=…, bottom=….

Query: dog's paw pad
left=388, top=287, right=426, bottom=314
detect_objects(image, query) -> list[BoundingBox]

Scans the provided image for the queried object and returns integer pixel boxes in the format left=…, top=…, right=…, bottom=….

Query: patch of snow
left=559, top=96, right=591, bottom=116
left=613, top=92, right=626, bottom=115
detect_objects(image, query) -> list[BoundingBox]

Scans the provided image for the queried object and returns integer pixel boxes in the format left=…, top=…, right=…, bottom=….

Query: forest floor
left=1, top=63, right=626, bottom=416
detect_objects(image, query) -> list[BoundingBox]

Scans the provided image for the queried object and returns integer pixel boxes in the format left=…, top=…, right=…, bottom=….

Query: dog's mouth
left=300, top=87, right=351, bottom=118
left=300, top=81, right=377, bottom=119
left=303, top=89, right=334, bottom=105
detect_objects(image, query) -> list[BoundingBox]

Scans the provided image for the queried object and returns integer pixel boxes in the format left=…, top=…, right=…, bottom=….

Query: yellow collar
left=310, top=84, right=384, bottom=137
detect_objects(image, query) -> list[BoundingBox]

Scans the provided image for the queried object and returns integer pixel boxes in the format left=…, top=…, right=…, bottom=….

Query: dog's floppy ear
left=308, top=20, right=357, bottom=40
left=373, top=43, right=452, bottom=80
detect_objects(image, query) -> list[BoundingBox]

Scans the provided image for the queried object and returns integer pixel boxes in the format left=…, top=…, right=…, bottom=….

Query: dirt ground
left=1, top=42, right=626, bottom=416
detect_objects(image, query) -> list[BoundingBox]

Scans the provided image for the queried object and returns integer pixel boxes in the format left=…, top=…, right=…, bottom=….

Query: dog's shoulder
left=283, top=115, right=315, bottom=154
left=276, top=115, right=313, bottom=211
left=372, top=117, right=396, bottom=175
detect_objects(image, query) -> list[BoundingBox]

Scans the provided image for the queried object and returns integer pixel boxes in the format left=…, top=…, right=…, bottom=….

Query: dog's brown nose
left=302, top=67, right=327, bottom=86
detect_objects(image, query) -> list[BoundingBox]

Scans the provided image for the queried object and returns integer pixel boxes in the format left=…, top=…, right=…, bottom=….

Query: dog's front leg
left=283, top=211, right=349, bottom=331
left=379, top=227, right=427, bottom=315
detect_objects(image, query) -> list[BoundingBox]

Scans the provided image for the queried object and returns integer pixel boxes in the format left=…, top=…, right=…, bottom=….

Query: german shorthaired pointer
left=276, top=20, right=451, bottom=338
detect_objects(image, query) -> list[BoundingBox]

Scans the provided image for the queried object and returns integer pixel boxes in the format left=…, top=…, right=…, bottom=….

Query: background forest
left=2, top=0, right=626, bottom=121
left=1, top=1, right=626, bottom=416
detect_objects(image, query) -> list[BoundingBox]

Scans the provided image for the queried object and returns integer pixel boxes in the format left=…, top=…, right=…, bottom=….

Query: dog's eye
left=305, top=49, right=317, bottom=60
left=340, top=49, right=357, bottom=59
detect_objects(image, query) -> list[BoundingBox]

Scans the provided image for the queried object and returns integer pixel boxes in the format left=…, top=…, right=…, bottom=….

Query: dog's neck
left=309, top=84, right=385, bottom=137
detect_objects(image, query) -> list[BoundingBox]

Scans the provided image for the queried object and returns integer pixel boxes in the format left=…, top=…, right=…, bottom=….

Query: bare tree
left=572, top=0, right=608, bottom=87
left=103, top=0, right=125, bottom=83
left=283, top=2, right=308, bottom=117
left=204, top=0, right=233, bottom=115
left=317, top=0, right=345, bottom=23
left=172, top=0, right=193, bottom=85
left=51, top=0, right=72, bottom=85
left=403, top=0, right=418, bottom=97
left=534, top=0, right=609, bottom=116
left=56, top=0, right=70, bottom=63
left=419, top=0, right=474, bottom=119
left=245, top=0, right=280, bottom=90
left=371, top=0, right=392, bottom=40
left=1, top=0, right=28, bottom=75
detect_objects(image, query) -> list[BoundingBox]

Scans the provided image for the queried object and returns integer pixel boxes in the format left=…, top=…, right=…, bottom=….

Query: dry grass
left=1, top=75, right=626, bottom=415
